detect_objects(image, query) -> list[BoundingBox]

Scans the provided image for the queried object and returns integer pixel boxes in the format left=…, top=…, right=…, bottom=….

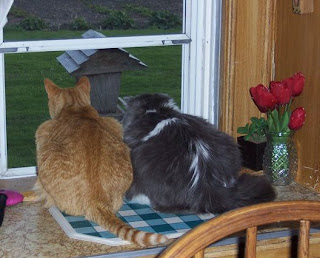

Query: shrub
left=90, top=5, right=111, bottom=15
left=71, top=17, right=90, bottom=30
left=101, top=11, right=134, bottom=30
left=9, top=7, right=30, bottom=18
left=20, top=16, right=48, bottom=31
left=149, top=10, right=181, bottom=29
left=123, top=4, right=152, bottom=18
left=82, top=0, right=112, bottom=15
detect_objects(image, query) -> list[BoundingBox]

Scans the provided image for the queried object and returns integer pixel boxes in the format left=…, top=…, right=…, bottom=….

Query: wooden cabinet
left=274, top=0, right=320, bottom=192
left=220, top=0, right=275, bottom=137
left=220, top=0, right=320, bottom=192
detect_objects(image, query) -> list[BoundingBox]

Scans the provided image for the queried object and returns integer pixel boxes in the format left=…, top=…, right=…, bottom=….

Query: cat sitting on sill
left=34, top=77, right=168, bottom=246
left=122, top=93, right=276, bottom=214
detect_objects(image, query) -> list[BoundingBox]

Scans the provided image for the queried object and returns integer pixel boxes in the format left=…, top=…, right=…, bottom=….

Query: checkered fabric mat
left=49, top=200, right=215, bottom=246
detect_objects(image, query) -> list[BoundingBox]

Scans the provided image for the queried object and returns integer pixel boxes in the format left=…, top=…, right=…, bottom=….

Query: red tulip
left=250, top=84, right=277, bottom=113
left=288, top=107, right=306, bottom=130
left=282, top=72, right=305, bottom=97
left=270, top=81, right=292, bottom=105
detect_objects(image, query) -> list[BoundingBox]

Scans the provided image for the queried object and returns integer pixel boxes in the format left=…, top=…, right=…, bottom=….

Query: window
left=0, top=0, right=222, bottom=178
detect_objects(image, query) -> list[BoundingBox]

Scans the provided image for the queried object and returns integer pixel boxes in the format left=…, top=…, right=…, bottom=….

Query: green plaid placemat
left=49, top=200, right=215, bottom=246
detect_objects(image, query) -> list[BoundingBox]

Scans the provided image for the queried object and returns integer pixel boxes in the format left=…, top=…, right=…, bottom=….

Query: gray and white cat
left=121, top=93, right=275, bottom=214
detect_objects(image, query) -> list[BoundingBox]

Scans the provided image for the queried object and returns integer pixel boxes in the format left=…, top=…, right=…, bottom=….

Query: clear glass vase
left=262, top=131, right=298, bottom=186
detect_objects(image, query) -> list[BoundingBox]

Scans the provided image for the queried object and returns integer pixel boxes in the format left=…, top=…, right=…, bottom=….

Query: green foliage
left=20, top=16, right=48, bottom=31
left=124, top=4, right=152, bottom=18
left=101, top=11, right=134, bottom=30
left=149, top=10, right=181, bottom=29
left=71, top=17, right=90, bottom=30
left=237, top=117, right=268, bottom=143
left=9, top=7, right=30, bottom=18
left=11, top=8, right=48, bottom=31
left=82, top=0, right=112, bottom=14
left=90, top=5, right=112, bottom=15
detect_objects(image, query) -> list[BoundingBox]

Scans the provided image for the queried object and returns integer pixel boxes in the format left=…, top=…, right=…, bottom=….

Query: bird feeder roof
left=57, top=30, right=147, bottom=76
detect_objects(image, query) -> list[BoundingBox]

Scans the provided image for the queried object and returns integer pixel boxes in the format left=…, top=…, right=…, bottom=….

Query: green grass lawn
left=4, top=29, right=181, bottom=168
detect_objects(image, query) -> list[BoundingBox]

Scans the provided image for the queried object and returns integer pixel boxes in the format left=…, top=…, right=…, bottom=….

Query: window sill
left=0, top=176, right=320, bottom=257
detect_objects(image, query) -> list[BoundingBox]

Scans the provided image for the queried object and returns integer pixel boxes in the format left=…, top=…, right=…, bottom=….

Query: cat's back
left=45, top=107, right=105, bottom=144
left=128, top=110, right=241, bottom=173
left=39, top=106, right=130, bottom=165
left=131, top=111, right=235, bottom=148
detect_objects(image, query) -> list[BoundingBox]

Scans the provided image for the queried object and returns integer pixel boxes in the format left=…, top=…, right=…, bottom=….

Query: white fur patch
left=126, top=229, right=135, bottom=241
left=163, top=99, right=180, bottom=111
left=146, top=109, right=157, bottom=113
left=189, top=139, right=230, bottom=188
left=136, top=231, right=147, bottom=246
left=129, top=194, right=151, bottom=206
left=142, top=118, right=178, bottom=141
left=190, top=153, right=200, bottom=189
left=191, top=139, right=234, bottom=188
left=149, top=234, right=158, bottom=245
left=195, top=139, right=210, bottom=160
left=189, top=139, right=211, bottom=189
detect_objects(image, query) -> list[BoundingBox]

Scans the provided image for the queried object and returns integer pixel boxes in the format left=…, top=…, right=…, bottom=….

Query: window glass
left=5, top=0, right=183, bottom=41
left=5, top=45, right=181, bottom=168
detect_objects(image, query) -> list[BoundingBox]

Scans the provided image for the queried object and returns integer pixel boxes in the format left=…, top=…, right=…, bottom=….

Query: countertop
left=1, top=176, right=320, bottom=258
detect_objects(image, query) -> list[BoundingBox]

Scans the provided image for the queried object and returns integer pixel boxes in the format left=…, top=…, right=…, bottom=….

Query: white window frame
left=0, top=0, right=222, bottom=179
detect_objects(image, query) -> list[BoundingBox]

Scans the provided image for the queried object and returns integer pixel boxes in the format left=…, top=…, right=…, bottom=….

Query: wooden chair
left=158, top=201, right=320, bottom=258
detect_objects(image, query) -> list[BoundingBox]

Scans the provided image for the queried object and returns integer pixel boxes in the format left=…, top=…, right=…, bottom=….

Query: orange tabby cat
left=34, top=77, right=168, bottom=246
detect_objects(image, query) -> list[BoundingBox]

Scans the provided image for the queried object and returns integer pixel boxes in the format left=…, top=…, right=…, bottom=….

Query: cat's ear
left=44, top=78, right=60, bottom=98
left=76, top=76, right=91, bottom=94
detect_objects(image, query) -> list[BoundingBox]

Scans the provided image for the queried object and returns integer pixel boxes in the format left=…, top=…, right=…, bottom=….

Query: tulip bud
left=270, top=81, right=292, bottom=105
left=282, top=72, right=305, bottom=97
left=250, top=84, right=277, bottom=113
left=288, top=107, right=306, bottom=130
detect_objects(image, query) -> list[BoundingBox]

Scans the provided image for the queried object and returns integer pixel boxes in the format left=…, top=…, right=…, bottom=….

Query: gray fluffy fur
left=121, top=93, right=276, bottom=214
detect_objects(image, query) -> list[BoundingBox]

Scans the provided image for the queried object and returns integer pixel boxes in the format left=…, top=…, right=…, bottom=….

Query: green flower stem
left=279, top=109, right=289, bottom=132
left=285, top=98, right=293, bottom=114
left=270, top=109, right=280, bottom=132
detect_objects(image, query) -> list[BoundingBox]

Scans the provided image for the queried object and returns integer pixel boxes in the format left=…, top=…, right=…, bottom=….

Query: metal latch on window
left=0, top=48, right=18, bottom=53
left=162, top=39, right=191, bottom=45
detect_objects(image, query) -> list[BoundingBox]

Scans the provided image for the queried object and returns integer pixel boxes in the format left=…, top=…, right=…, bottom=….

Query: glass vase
left=262, top=131, right=298, bottom=186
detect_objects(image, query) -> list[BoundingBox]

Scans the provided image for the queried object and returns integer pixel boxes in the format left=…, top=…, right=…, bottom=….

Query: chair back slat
left=298, top=220, right=310, bottom=258
left=193, top=249, right=204, bottom=258
left=158, top=201, right=320, bottom=258
left=245, top=226, right=257, bottom=258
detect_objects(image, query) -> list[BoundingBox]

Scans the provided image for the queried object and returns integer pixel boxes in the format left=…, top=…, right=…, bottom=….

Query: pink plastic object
left=0, top=190, right=24, bottom=206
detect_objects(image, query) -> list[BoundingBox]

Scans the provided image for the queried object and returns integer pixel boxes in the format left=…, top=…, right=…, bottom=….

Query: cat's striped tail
left=87, top=204, right=169, bottom=247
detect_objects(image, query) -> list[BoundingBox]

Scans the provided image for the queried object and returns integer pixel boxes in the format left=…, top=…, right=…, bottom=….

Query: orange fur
left=34, top=77, right=168, bottom=246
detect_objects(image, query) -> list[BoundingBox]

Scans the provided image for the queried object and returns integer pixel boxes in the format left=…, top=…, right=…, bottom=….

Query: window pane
left=5, top=0, right=183, bottom=41
left=5, top=45, right=181, bottom=168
